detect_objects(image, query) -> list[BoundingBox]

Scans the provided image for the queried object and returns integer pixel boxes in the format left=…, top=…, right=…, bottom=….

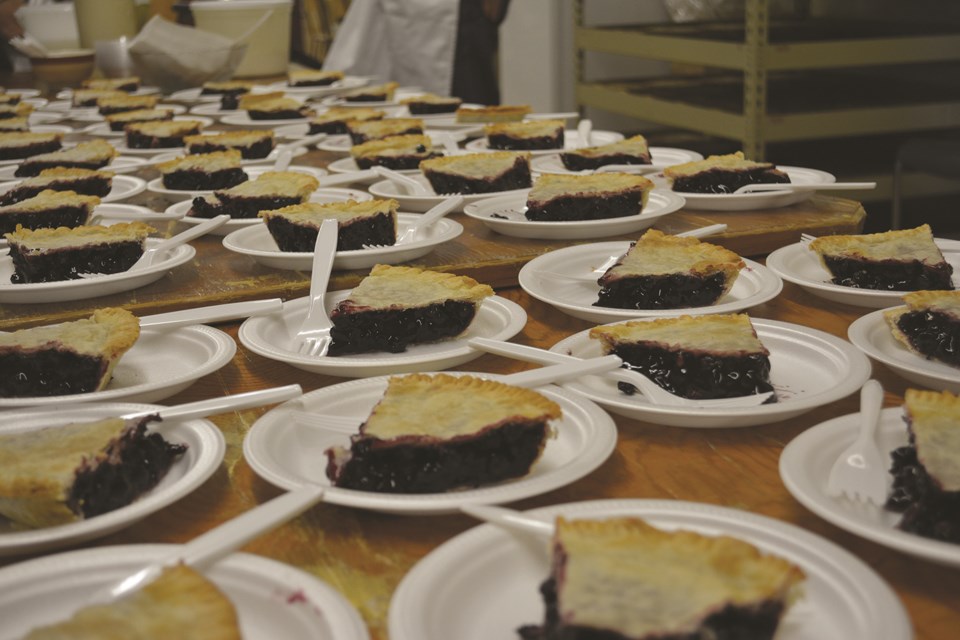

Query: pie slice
left=308, top=107, right=385, bottom=135
left=260, top=199, right=397, bottom=252
left=23, top=564, right=240, bottom=640
left=190, top=171, right=318, bottom=219
left=185, top=130, right=275, bottom=160
left=0, top=168, right=113, bottom=205
left=288, top=69, right=343, bottom=87
left=157, top=150, right=247, bottom=191
left=0, top=116, right=29, bottom=132
left=589, top=314, right=776, bottom=400
left=342, top=81, right=399, bottom=103
left=455, top=104, right=531, bottom=123
left=105, top=108, right=174, bottom=131
left=0, top=132, right=62, bottom=160
left=5, top=221, right=154, bottom=283
left=596, top=229, right=744, bottom=309
left=519, top=517, right=804, bottom=640
left=325, top=373, right=561, bottom=493
left=241, top=94, right=312, bottom=120
left=201, top=80, right=253, bottom=95
left=0, top=308, right=140, bottom=398
left=400, top=93, right=462, bottom=115
left=350, top=134, right=439, bottom=170
left=82, top=76, right=140, bottom=92
left=885, top=290, right=960, bottom=368
left=71, top=88, right=126, bottom=107
left=0, top=413, right=185, bottom=527
left=328, top=264, right=494, bottom=355
left=664, top=151, right=790, bottom=194
left=559, top=134, right=652, bottom=171
left=0, top=189, right=100, bottom=235
left=15, top=140, right=118, bottom=178
left=886, top=389, right=960, bottom=543
left=809, top=224, right=954, bottom=291
left=421, top=151, right=532, bottom=194
left=525, top=172, right=653, bottom=222
left=125, top=119, right=204, bottom=149
left=484, top=119, right=564, bottom=151
left=347, top=117, right=424, bottom=144
left=96, top=94, right=159, bottom=116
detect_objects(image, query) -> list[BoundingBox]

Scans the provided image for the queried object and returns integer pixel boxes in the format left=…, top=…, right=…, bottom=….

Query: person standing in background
left=0, top=0, right=23, bottom=41
left=322, top=0, right=510, bottom=105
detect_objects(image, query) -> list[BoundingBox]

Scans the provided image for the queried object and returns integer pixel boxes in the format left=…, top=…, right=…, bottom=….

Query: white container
left=191, top=0, right=293, bottom=78
left=15, top=2, right=81, bottom=50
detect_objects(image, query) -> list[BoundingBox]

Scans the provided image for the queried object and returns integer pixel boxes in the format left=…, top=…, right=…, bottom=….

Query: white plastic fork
left=362, top=195, right=463, bottom=249
left=122, top=384, right=303, bottom=422
left=138, top=298, right=283, bottom=330
left=733, top=181, right=876, bottom=194
left=800, top=232, right=817, bottom=246
left=468, top=337, right=774, bottom=408
left=290, top=218, right=338, bottom=356
left=825, top=379, right=889, bottom=506
left=460, top=504, right=553, bottom=538
left=576, top=118, right=593, bottom=147
left=373, top=165, right=429, bottom=195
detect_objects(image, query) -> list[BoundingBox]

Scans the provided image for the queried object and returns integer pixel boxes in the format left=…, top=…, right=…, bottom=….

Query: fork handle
left=305, top=219, right=339, bottom=322
left=857, top=380, right=885, bottom=444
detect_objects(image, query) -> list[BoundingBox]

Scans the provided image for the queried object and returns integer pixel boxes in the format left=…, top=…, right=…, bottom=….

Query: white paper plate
left=462, top=189, right=686, bottom=239
left=519, top=243, right=782, bottom=322
left=37, top=99, right=71, bottom=111
left=549, top=317, right=872, bottom=428
left=0, top=403, right=224, bottom=555
left=389, top=499, right=911, bottom=640
left=766, top=239, right=960, bottom=309
left=316, top=129, right=464, bottom=154
left=266, top=75, right=370, bottom=97
left=530, top=147, right=704, bottom=175
left=0, top=240, right=195, bottom=304
left=149, top=144, right=308, bottom=168
left=146, top=164, right=328, bottom=198
left=239, top=294, right=526, bottom=377
left=0, top=174, right=146, bottom=204
left=781, top=406, right=960, bottom=568
left=164, top=187, right=371, bottom=236
left=0, top=545, right=370, bottom=640
left=326, top=156, right=404, bottom=179
left=69, top=103, right=186, bottom=123
left=82, top=115, right=215, bottom=138
left=465, top=130, right=625, bottom=156
left=57, top=86, right=160, bottom=100
left=650, top=166, right=837, bottom=211
left=188, top=102, right=239, bottom=118
left=0, top=155, right=150, bottom=180
left=318, top=87, right=422, bottom=108
left=367, top=175, right=529, bottom=213
left=28, top=112, right=66, bottom=125
left=243, top=373, right=616, bottom=514
left=0, top=324, right=235, bottom=410
left=848, top=307, right=960, bottom=393
left=222, top=213, right=463, bottom=271
left=23, top=124, right=75, bottom=135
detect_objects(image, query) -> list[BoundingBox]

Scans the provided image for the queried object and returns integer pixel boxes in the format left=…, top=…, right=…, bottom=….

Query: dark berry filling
left=519, top=577, right=786, bottom=640
left=822, top=256, right=954, bottom=291
left=291, top=77, right=339, bottom=87
left=0, top=177, right=112, bottom=205
left=329, top=300, right=478, bottom=355
left=15, top=160, right=110, bottom=178
left=220, top=93, right=242, bottom=110
left=126, top=128, right=199, bottom=149
left=525, top=191, right=644, bottom=222
left=162, top=167, right=247, bottom=191
left=265, top=213, right=395, bottom=252
left=0, top=139, right=62, bottom=161
left=190, top=194, right=303, bottom=219
left=67, top=416, right=187, bottom=518
left=406, top=102, right=460, bottom=114
left=248, top=108, right=309, bottom=120
left=0, top=348, right=109, bottom=397
left=354, top=151, right=439, bottom=171
left=188, top=139, right=274, bottom=159
left=8, top=240, right=143, bottom=283
left=596, top=272, right=728, bottom=309
left=309, top=121, right=350, bottom=135
left=560, top=151, right=652, bottom=171
left=886, top=440, right=960, bottom=543
left=895, top=310, right=960, bottom=366
left=671, top=168, right=789, bottom=194
left=488, top=131, right=564, bottom=151
left=99, top=105, right=149, bottom=115
left=326, top=420, right=547, bottom=492
left=0, top=205, right=92, bottom=235
left=610, top=342, right=775, bottom=400
left=424, top=158, right=532, bottom=195
left=345, top=93, right=389, bottom=102
left=349, top=126, right=422, bottom=145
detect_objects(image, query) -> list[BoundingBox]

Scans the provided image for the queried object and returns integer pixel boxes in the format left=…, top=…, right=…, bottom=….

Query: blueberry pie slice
left=71, top=88, right=126, bottom=108
left=589, top=314, right=776, bottom=400
left=190, top=171, right=318, bottom=219
left=15, top=140, right=118, bottom=178
left=0, top=413, right=185, bottom=527
left=240, top=93, right=312, bottom=120
left=96, top=94, right=159, bottom=116
left=485, top=119, right=564, bottom=151
left=350, top=134, right=439, bottom=170
left=328, top=264, right=494, bottom=355
left=0, top=132, right=63, bottom=161
left=559, top=134, right=652, bottom=171
left=82, top=76, right=140, bottom=92
left=308, top=107, right=385, bottom=135
left=664, top=151, right=790, bottom=194
left=525, top=172, right=653, bottom=222
left=0, top=189, right=99, bottom=235
left=5, top=221, right=154, bottom=283
left=288, top=69, right=343, bottom=87
left=260, top=199, right=398, bottom=251
left=400, top=93, right=462, bottom=114
left=421, top=151, right=532, bottom=195
left=455, top=104, right=531, bottom=123
left=519, top=517, right=804, bottom=640
left=596, top=229, right=744, bottom=309
left=885, top=290, right=960, bottom=368
left=0, top=169, right=112, bottom=205
left=125, top=119, right=204, bottom=149
left=809, top=224, right=954, bottom=291
left=325, top=373, right=561, bottom=493
left=185, top=130, right=275, bottom=160
left=0, top=307, right=140, bottom=398
left=347, top=117, right=424, bottom=144
left=341, top=81, right=399, bottom=103
left=886, top=389, right=960, bottom=543
left=157, top=150, right=247, bottom=191
left=23, top=565, right=240, bottom=640
left=105, top=108, right=174, bottom=131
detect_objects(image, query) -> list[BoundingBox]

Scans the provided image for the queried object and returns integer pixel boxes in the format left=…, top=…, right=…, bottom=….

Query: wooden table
left=5, top=104, right=957, bottom=639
